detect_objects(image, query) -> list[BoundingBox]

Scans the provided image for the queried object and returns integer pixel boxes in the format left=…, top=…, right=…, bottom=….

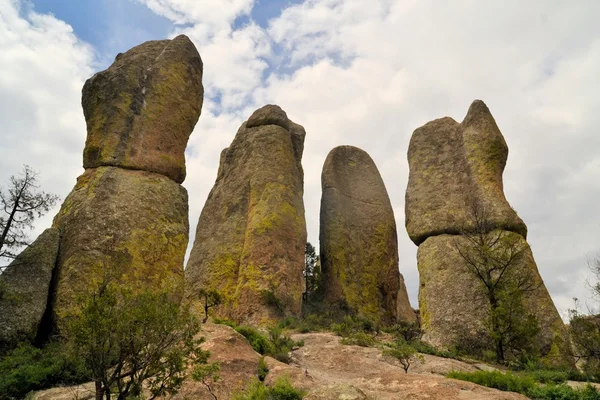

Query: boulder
left=51, top=167, right=188, bottom=322
left=82, top=35, right=203, bottom=183
left=320, top=145, right=414, bottom=324
left=185, top=105, right=307, bottom=325
left=405, top=100, right=527, bottom=245
left=0, top=228, right=59, bottom=352
left=406, top=100, right=572, bottom=365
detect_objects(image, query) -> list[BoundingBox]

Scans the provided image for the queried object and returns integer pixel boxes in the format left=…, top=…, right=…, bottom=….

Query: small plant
left=191, top=356, right=220, bottom=400
left=383, top=339, right=423, bottom=373
left=258, top=357, right=269, bottom=381
left=233, top=376, right=305, bottom=400
left=340, top=332, right=377, bottom=347
left=388, top=321, right=423, bottom=343
left=198, top=289, right=223, bottom=323
left=222, top=322, right=302, bottom=364
left=236, top=326, right=275, bottom=355
left=331, top=315, right=377, bottom=337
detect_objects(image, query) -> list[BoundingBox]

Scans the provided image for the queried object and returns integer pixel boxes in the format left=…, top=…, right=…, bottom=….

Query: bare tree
left=0, top=165, right=59, bottom=267
left=452, top=200, right=540, bottom=363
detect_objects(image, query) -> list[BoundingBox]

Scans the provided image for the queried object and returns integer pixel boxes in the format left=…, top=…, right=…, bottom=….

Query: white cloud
left=0, top=0, right=95, bottom=240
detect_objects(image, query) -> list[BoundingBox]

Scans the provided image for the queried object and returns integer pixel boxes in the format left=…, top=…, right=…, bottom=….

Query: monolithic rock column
left=320, top=146, right=415, bottom=325
left=50, top=35, right=203, bottom=325
left=406, top=100, right=570, bottom=364
left=186, top=105, right=307, bottom=326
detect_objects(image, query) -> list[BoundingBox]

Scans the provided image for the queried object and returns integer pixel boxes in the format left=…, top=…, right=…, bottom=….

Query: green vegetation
left=452, top=200, right=541, bottom=363
left=191, top=354, right=220, bottom=400
left=198, top=288, right=223, bottom=323
left=232, top=376, right=305, bottom=400
left=215, top=320, right=303, bottom=363
left=258, top=357, right=269, bottom=381
left=67, top=281, right=206, bottom=400
left=383, top=339, right=423, bottom=373
left=570, top=255, right=600, bottom=380
left=340, top=332, right=377, bottom=347
left=303, top=242, right=321, bottom=300
left=0, top=343, right=89, bottom=400
left=277, top=314, right=331, bottom=333
left=447, top=370, right=600, bottom=400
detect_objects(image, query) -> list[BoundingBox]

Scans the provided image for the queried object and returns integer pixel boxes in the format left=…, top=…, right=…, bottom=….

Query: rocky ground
left=34, top=322, right=536, bottom=399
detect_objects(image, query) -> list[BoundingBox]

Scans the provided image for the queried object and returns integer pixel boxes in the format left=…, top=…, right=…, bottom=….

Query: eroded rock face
left=82, top=35, right=203, bottom=184
left=405, top=100, right=527, bottom=246
left=320, top=146, right=414, bottom=324
left=185, top=105, right=307, bottom=325
left=0, top=228, right=59, bottom=352
left=52, top=167, right=189, bottom=321
left=406, top=100, right=570, bottom=365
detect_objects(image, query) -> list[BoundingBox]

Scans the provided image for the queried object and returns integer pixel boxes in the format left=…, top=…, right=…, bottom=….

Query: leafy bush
left=258, top=357, right=269, bottom=381
left=340, top=332, right=377, bottom=347
left=331, top=315, right=376, bottom=337
left=233, top=376, right=305, bottom=400
left=277, top=314, right=330, bottom=333
left=448, top=370, right=536, bottom=394
left=67, top=283, right=203, bottom=400
left=219, top=322, right=302, bottom=364
left=447, top=370, right=600, bottom=399
left=387, top=321, right=423, bottom=343
left=0, top=343, right=89, bottom=400
left=528, top=369, right=570, bottom=385
left=236, top=326, right=275, bottom=355
left=383, top=339, right=423, bottom=373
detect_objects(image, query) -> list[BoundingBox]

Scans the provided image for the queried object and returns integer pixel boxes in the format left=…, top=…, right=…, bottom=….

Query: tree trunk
left=95, top=381, right=104, bottom=400
left=0, top=194, right=20, bottom=254
left=489, top=293, right=504, bottom=363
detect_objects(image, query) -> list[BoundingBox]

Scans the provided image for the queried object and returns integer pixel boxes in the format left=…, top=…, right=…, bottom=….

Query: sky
left=1, top=0, right=600, bottom=319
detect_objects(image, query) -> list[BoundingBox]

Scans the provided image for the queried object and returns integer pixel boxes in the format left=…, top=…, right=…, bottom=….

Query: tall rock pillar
left=320, top=146, right=415, bottom=325
left=406, top=100, right=570, bottom=364
left=185, top=105, right=307, bottom=326
left=50, top=35, right=203, bottom=325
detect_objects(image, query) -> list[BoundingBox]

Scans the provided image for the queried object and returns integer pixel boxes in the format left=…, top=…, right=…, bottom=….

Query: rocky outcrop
left=0, top=36, right=202, bottom=341
left=319, top=146, right=414, bottom=324
left=185, top=105, right=307, bottom=325
left=0, top=228, right=60, bottom=352
left=406, top=100, right=527, bottom=246
left=82, top=35, right=203, bottom=184
left=47, top=35, right=202, bottom=326
left=406, top=100, right=570, bottom=364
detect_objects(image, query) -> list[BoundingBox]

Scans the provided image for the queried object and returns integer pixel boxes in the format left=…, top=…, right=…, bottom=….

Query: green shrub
left=233, top=376, right=305, bottom=399
left=0, top=343, right=89, bottom=400
left=340, top=332, right=377, bottom=347
left=447, top=370, right=600, bottom=399
left=268, top=326, right=303, bottom=363
left=383, top=339, right=423, bottom=373
left=258, top=357, right=269, bottom=381
left=447, top=370, right=536, bottom=394
left=223, top=323, right=302, bottom=364
left=528, top=369, right=570, bottom=385
left=412, top=340, right=461, bottom=360
left=236, top=326, right=275, bottom=355
left=331, top=315, right=376, bottom=338
left=277, top=314, right=329, bottom=333
left=387, top=321, right=423, bottom=343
